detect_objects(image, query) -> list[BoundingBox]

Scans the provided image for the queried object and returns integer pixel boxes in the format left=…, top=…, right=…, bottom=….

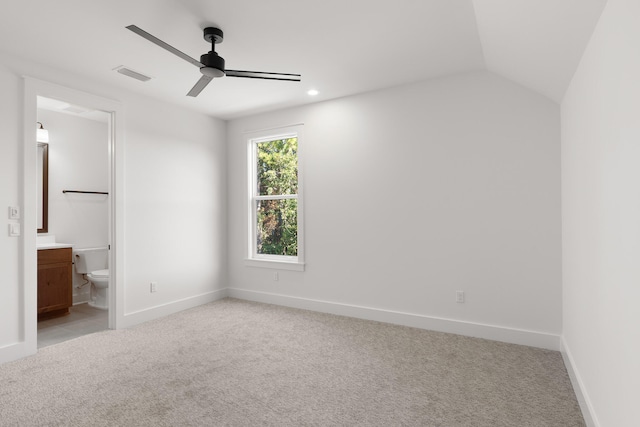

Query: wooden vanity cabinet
left=37, top=247, right=72, bottom=320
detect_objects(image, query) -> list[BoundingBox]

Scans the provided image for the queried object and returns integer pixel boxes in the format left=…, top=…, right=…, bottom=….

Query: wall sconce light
left=37, top=122, right=49, bottom=143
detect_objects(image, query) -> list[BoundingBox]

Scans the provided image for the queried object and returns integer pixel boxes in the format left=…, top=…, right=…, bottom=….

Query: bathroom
left=36, top=96, right=111, bottom=347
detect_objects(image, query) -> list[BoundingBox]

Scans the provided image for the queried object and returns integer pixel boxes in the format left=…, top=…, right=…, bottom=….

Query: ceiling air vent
left=113, top=65, right=152, bottom=82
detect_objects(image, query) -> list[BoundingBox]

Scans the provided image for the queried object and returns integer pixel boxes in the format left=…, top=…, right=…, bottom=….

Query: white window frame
left=245, top=124, right=304, bottom=271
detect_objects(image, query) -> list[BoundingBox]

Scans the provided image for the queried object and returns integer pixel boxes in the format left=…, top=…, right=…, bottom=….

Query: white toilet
left=73, top=247, right=109, bottom=310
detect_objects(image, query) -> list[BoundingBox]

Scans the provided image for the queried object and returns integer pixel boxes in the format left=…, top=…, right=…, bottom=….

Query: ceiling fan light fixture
left=201, top=67, right=225, bottom=78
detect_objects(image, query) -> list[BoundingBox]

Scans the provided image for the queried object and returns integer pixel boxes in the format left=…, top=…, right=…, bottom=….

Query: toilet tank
left=73, top=247, right=108, bottom=274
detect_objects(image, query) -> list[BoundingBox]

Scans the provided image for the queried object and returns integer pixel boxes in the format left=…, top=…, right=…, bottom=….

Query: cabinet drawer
left=38, top=247, right=72, bottom=265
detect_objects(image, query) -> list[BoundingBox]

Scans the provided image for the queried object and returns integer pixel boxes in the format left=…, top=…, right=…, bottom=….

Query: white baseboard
left=228, top=288, right=560, bottom=350
left=560, top=337, right=600, bottom=427
left=120, top=288, right=228, bottom=329
left=0, top=341, right=37, bottom=366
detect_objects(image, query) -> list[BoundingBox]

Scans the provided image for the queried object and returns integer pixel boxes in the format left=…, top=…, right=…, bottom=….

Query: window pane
left=257, top=138, right=298, bottom=196
left=256, top=198, right=298, bottom=256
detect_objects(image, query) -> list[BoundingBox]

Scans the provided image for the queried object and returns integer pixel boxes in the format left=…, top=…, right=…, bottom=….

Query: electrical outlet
left=150, top=282, right=158, bottom=293
left=456, top=290, right=465, bottom=303
left=273, top=272, right=279, bottom=281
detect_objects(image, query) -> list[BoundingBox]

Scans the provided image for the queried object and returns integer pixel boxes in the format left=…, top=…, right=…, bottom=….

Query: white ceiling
left=0, top=0, right=607, bottom=120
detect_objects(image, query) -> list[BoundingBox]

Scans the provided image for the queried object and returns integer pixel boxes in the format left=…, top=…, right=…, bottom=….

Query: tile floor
left=37, top=303, right=109, bottom=348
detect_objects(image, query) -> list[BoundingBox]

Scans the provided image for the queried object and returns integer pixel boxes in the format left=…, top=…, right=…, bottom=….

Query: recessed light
left=307, top=89, right=319, bottom=96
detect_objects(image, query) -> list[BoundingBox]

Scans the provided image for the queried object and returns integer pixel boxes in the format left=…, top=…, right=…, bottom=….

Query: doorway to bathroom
left=23, top=77, right=124, bottom=355
left=36, top=97, right=111, bottom=348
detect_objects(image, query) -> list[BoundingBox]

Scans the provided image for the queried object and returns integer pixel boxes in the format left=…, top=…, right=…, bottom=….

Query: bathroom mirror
left=37, top=143, right=49, bottom=233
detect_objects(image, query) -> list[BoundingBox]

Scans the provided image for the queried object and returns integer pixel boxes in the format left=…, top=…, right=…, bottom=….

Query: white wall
left=37, top=109, right=109, bottom=249
left=0, top=52, right=227, bottom=364
left=0, top=64, right=22, bottom=348
left=122, top=93, right=227, bottom=317
left=227, top=71, right=562, bottom=347
left=561, top=0, right=640, bottom=425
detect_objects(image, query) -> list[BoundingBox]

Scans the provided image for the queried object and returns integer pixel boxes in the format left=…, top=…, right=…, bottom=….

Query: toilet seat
left=90, top=269, right=109, bottom=278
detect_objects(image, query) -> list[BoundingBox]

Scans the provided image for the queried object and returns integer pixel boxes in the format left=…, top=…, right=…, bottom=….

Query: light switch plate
left=9, top=223, right=20, bottom=237
left=9, top=206, right=20, bottom=220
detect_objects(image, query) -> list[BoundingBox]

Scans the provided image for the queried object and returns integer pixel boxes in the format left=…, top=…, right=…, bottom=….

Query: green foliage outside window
left=256, top=137, right=298, bottom=256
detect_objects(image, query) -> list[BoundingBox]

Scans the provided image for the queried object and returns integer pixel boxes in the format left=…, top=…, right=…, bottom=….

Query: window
left=246, top=125, right=304, bottom=270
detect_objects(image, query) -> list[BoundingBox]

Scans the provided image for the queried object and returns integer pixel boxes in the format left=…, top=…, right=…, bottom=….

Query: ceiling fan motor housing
left=200, top=52, right=226, bottom=77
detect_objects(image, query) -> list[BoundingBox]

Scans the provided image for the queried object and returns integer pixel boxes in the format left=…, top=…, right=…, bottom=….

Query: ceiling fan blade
left=126, top=25, right=203, bottom=68
left=225, top=70, right=301, bottom=81
left=187, top=75, right=214, bottom=97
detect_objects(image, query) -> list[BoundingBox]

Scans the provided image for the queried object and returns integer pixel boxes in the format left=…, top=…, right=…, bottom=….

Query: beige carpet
left=0, top=298, right=584, bottom=426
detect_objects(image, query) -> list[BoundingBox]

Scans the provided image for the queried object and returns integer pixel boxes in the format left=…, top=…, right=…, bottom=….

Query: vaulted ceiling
left=0, top=0, right=607, bottom=119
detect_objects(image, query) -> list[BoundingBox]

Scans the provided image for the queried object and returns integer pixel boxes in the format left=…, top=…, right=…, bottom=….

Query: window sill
left=244, top=258, right=305, bottom=271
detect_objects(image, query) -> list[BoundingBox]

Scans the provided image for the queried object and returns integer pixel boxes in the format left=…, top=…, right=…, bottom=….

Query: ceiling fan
left=126, top=25, right=301, bottom=97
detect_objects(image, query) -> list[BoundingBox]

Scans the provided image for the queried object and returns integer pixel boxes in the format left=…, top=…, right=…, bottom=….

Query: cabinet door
left=37, top=262, right=72, bottom=313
